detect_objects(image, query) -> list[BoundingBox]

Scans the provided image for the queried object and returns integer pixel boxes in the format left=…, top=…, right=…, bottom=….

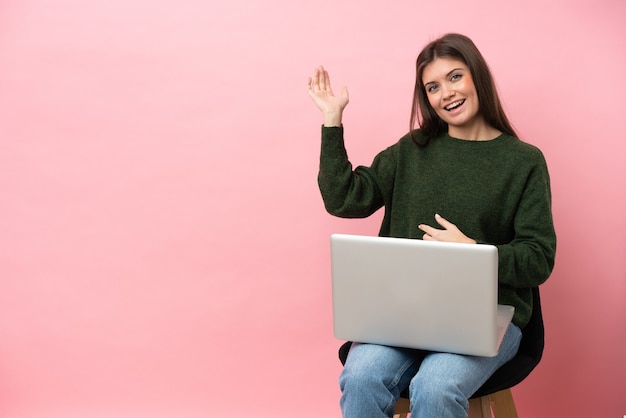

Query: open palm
left=307, top=66, right=349, bottom=116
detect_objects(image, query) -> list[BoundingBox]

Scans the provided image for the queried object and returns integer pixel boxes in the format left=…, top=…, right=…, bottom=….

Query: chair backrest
left=338, top=287, right=545, bottom=399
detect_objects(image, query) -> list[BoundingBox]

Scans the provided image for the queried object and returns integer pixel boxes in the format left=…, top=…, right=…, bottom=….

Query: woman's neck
left=448, top=119, right=501, bottom=141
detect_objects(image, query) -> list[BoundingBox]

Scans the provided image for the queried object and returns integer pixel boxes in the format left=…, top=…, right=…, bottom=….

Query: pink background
left=1, top=0, right=624, bottom=417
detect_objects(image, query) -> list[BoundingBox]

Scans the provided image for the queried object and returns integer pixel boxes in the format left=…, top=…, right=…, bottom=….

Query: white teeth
left=445, top=100, right=464, bottom=110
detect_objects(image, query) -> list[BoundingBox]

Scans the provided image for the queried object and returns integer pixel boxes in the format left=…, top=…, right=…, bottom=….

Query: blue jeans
left=339, top=322, right=522, bottom=418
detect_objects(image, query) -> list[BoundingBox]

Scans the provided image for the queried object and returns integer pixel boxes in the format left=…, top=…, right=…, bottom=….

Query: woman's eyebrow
left=447, top=67, right=465, bottom=76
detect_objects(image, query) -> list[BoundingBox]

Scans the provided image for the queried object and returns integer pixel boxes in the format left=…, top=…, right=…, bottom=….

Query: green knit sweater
left=318, top=126, right=556, bottom=328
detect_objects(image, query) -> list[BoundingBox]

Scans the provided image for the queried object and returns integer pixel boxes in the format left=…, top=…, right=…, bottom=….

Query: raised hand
left=307, top=66, right=349, bottom=127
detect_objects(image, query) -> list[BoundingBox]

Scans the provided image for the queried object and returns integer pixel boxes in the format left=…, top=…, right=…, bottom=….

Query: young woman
left=307, top=33, right=556, bottom=418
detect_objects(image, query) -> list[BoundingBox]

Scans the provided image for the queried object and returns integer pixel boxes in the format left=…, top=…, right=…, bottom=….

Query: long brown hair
left=410, top=33, right=517, bottom=145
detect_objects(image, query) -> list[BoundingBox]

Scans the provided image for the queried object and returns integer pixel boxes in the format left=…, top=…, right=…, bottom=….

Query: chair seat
left=473, top=353, right=536, bottom=398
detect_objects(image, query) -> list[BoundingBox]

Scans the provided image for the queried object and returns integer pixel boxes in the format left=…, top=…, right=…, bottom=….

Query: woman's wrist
left=323, top=111, right=343, bottom=127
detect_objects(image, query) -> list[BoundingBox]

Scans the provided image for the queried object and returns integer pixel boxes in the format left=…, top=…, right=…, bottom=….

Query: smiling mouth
left=445, top=99, right=465, bottom=111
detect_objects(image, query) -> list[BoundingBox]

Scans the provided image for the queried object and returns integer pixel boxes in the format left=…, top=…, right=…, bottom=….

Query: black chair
left=338, top=287, right=544, bottom=418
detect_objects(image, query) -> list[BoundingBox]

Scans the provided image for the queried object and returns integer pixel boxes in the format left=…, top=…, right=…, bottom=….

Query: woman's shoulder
left=372, top=130, right=423, bottom=156
left=391, top=130, right=429, bottom=149
left=502, top=135, right=547, bottom=161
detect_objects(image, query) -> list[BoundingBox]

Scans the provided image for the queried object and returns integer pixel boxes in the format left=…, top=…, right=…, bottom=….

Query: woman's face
left=422, top=57, right=482, bottom=137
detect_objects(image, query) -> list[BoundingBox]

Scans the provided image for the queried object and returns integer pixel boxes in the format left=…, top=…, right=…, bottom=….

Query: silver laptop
left=330, top=234, right=514, bottom=357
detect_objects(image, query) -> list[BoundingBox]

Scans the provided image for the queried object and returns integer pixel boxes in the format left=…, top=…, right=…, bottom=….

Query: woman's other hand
left=418, top=214, right=477, bottom=244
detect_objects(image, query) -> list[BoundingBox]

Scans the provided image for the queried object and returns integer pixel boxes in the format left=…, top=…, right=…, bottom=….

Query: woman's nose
left=441, top=84, right=456, bottom=99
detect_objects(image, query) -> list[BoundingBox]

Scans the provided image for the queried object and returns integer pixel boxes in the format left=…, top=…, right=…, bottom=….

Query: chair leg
left=467, top=389, right=519, bottom=418
left=394, top=388, right=518, bottom=418
left=468, top=396, right=491, bottom=418
left=393, top=397, right=410, bottom=418
left=490, top=389, right=518, bottom=418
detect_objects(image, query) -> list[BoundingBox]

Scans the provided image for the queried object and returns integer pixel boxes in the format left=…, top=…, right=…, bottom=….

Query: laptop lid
left=330, top=234, right=514, bottom=357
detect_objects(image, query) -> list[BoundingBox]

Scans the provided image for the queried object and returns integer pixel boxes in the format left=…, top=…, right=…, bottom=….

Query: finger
left=314, top=68, right=323, bottom=90
left=320, top=69, right=328, bottom=92
left=418, top=224, right=436, bottom=236
left=341, top=86, right=349, bottom=101
left=307, top=72, right=316, bottom=92
left=313, top=67, right=323, bottom=90
left=307, top=80, right=318, bottom=98
left=310, top=67, right=323, bottom=89
left=434, top=213, right=454, bottom=229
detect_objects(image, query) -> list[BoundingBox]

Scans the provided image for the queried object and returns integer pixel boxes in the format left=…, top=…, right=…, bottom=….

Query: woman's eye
left=427, top=84, right=439, bottom=93
left=450, top=73, right=462, bottom=81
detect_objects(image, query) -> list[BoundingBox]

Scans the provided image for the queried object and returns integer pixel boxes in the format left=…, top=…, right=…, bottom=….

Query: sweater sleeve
left=317, top=126, right=391, bottom=218
left=497, top=151, right=557, bottom=289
